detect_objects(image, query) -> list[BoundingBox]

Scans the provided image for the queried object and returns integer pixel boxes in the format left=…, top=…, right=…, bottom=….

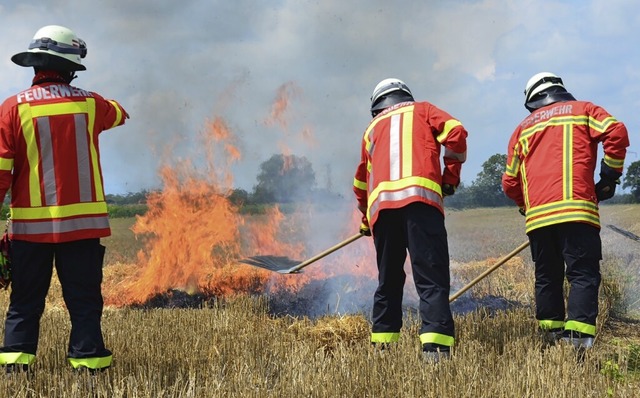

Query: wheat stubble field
left=1, top=205, right=639, bottom=397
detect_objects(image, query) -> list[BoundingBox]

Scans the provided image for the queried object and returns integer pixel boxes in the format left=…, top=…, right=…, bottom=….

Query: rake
left=239, top=232, right=365, bottom=274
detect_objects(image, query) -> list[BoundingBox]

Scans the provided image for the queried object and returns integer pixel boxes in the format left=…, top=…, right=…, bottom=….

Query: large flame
left=102, top=85, right=372, bottom=308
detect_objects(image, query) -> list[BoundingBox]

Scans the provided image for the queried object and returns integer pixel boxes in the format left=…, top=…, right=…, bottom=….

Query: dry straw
left=0, top=206, right=638, bottom=396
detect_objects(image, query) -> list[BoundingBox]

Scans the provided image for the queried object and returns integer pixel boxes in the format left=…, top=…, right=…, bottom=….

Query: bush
left=107, top=204, right=148, bottom=218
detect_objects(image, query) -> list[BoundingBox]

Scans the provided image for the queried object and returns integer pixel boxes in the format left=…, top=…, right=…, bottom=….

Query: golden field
left=0, top=205, right=639, bottom=397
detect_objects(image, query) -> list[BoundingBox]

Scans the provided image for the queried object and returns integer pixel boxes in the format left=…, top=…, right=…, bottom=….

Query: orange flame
left=103, top=84, right=381, bottom=309
left=265, top=81, right=299, bottom=130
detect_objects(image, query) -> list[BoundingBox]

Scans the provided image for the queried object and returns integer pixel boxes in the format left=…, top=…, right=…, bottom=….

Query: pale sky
left=0, top=0, right=638, bottom=196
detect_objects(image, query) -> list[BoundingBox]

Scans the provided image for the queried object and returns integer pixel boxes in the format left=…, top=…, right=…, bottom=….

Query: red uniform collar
left=32, top=71, right=69, bottom=86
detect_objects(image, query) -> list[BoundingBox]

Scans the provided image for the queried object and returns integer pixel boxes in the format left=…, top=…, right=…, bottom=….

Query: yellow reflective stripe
left=368, top=176, right=441, bottom=211
left=436, top=119, right=462, bottom=143
left=364, top=104, right=416, bottom=154
left=0, top=157, right=13, bottom=171
left=526, top=211, right=600, bottom=233
left=11, top=202, right=108, bottom=220
left=521, top=162, right=530, bottom=209
left=526, top=199, right=598, bottom=218
left=520, top=116, right=589, bottom=139
left=419, top=332, right=455, bottom=347
left=18, top=104, right=42, bottom=207
left=564, top=320, right=596, bottom=336
left=381, top=104, right=414, bottom=119
left=363, top=126, right=374, bottom=156
left=603, top=154, right=624, bottom=169
left=86, top=98, right=104, bottom=201
left=29, top=101, right=88, bottom=117
left=563, top=124, right=573, bottom=200
left=353, top=178, right=367, bottom=191
left=539, top=320, right=565, bottom=330
left=588, top=116, right=617, bottom=133
left=518, top=115, right=617, bottom=153
left=521, top=136, right=530, bottom=156
left=505, top=143, right=521, bottom=177
left=108, top=100, right=123, bottom=128
left=401, top=111, right=413, bottom=178
left=371, top=332, right=400, bottom=343
left=68, top=355, right=112, bottom=370
left=0, top=352, right=36, bottom=365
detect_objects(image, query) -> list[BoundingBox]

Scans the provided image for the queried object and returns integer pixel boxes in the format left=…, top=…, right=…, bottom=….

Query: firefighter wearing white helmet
left=502, top=72, right=629, bottom=351
left=523, top=72, right=575, bottom=112
left=0, top=25, right=129, bottom=373
left=370, top=78, right=414, bottom=117
left=11, top=25, right=87, bottom=83
left=354, top=78, right=468, bottom=363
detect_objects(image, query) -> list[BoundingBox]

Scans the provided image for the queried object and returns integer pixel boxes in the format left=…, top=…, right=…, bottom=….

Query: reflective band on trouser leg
left=0, top=352, right=36, bottom=365
left=371, top=332, right=400, bottom=344
left=68, top=355, right=112, bottom=370
left=564, top=320, right=596, bottom=336
left=419, top=332, right=455, bottom=347
left=538, top=320, right=565, bottom=330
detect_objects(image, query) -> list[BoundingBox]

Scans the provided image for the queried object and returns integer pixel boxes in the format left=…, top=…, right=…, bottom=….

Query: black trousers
left=528, top=223, right=602, bottom=331
left=1, top=238, right=111, bottom=359
left=372, top=202, right=454, bottom=339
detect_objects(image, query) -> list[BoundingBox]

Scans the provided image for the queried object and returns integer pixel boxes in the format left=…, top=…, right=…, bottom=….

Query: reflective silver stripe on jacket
left=10, top=215, right=109, bottom=235
left=369, top=185, right=442, bottom=220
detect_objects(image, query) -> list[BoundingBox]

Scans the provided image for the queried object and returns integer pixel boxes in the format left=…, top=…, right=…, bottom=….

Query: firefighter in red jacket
left=0, top=25, right=129, bottom=373
left=502, top=72, right=629, bottom=350
left=353, top=78, right=468, bottom=362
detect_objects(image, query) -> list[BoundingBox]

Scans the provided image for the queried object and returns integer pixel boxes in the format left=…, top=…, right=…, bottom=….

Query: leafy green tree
left=622, top=160, right=640, bottom=202
left=442, top=182, right=471, bottom=209
left=467, top=153, right=511, bottom=207
left=227, top=188, right=250, bottom=206
left=105, top=190, right=151, bottom=205
left=252, top=154, right=316, bottom=203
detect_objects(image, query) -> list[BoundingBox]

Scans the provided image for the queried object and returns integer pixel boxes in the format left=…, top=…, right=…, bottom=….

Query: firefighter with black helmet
left=353, top=78, right=468, bottom=362
left=0, top=25, right=129, bottom=373
left=502, top=72, right=629, bottom=350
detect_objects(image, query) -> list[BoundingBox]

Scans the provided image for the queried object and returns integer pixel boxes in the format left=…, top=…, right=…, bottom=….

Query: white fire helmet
left=370, top=78, right=413, bottom=115
left=12, top=25, right=87, bottom=71
left=524, top=72, right=565, bottom=103
left=371, top=78, right=412, bottom=105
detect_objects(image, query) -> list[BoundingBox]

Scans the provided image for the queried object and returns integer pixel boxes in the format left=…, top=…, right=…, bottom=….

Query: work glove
left=595, top=160, right=622, bottom=202
left=595, top=178, right=619, bottom=201
left=359, top=215, right=372, bottom=236
left=518, top=207, right=526, bottom=217
left=442, top=184, right=455, bottom=197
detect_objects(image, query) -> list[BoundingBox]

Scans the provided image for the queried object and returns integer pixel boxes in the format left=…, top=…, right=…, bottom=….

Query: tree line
left=104, top=153, right=640, bottom=212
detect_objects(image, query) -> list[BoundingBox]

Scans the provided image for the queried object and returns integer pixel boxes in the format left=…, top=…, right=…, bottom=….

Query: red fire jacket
left=502, top=100, right=629, bottom=233
left=353, top=101, right=468, bottom=228
left=0, top=76, right=128, bottom=243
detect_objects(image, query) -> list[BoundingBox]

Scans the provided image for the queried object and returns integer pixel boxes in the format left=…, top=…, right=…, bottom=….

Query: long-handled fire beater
left=240, top=232, right=531, bottom=303
left=239, top=232, right=365, bottom=274
left=448, top=241, right=530, bottom=302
